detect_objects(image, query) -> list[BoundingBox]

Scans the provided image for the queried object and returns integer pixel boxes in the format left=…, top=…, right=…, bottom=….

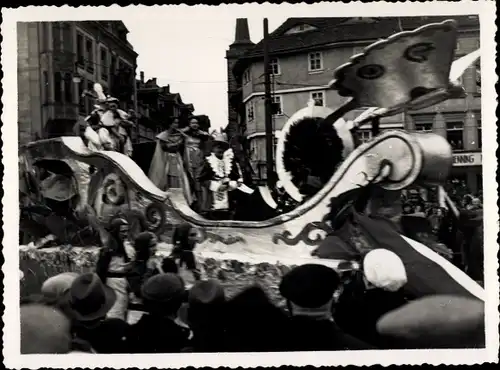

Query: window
left=308, top=52, right=323, bottom=71
left=54, top=72, right=62, bottom=103
left=272, top=95, right=283, bottom=116
left=243, top=69, right=251, bottom=84
left=76, top=33, right=85, bottom=65
left=446, top=121, right=464, bottom=151
left=43, top=71, right=49, bottom=103
left=246, top=102, right=255, bottom=121
left=311, top=91, right=325, bottom=106
left=78, top=79, right=85, bottom=113
left=52, top=22, right=63, bottom=51
left=64, top=73, right=73, bottom=103
left=42, top=22, right=50, bottom=51
left=61, top=22, right=72, bottom=52
left=85, top=38, right=94, bottom=72
left=284, top=24, right=318, bottom=35
left=358, top=130, right=372, bottom=143
left=270, top=58, right=280, bottom=75
left=100, top=47, right=108, bottom=81
left=85, top=80, right=94, bottom=114
left=110, top=54, right=117, bottom=75
left=415, top=123, right=433, bottom=132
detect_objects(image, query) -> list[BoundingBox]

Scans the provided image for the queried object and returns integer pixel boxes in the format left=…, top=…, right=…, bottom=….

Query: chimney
left=152, top=78, right=157, bottom=86
left=140, top=71, right=144, bottom=83
left=232, top=18, right=253, bottom=46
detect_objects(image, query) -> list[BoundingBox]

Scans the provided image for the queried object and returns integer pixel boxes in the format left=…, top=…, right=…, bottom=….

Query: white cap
left=363, top=249, right=407, bottom=292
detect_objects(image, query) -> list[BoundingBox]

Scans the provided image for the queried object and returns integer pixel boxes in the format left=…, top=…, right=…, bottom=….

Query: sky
left=124, top=12, right=287, bottom=131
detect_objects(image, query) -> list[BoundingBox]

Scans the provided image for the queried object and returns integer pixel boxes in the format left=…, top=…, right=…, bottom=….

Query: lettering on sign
left=452, top=152, right=482, bottom=167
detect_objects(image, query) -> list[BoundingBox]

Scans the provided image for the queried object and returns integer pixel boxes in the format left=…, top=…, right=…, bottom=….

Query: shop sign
left=452, top=152, right=482, bottom=167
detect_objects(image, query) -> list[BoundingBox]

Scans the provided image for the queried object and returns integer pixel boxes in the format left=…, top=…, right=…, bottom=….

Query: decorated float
left=19, top=20, right=484, bottom=301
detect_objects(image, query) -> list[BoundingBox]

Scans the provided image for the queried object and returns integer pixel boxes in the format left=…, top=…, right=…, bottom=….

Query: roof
left=233, top=16, right=479, bottom=78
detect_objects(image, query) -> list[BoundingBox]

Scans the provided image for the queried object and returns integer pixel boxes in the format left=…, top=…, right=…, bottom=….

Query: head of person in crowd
left=471, top=197, right=482, bottom=209
left=106, top=217, right=131, bottom=260
left=435, top=207, right=444, bottom=217
left=133, top=231, right=158, bottom=262
left=41, top=272, right=79, bottom=307
left=186, top=279, right=226, bottom=329
left=279, top=264, right=341, bottom=319
left=172, top=223, right=198, bottom=251
left=21, top=304, right=72, bottom=354
left=413, top=203, right=424, bottom=214
left=402, top=203, right=413, bottom=215
left=362, top=249, right=408, bottom=292
left=141, top=273, right=186, bottom=318
left=61, top=272, right=117, bottom=327
left=225, top=284, right=289, bottom=352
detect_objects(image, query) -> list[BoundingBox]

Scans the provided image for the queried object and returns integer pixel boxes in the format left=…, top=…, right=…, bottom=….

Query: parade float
left=19, top=20, right=484, bottom=301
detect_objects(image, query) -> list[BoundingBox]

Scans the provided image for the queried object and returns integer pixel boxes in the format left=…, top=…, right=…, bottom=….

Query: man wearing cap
left=128, top=273, right=191, bottom=353
left=198, top=132, right=248, bottom=220
left=279, top=264, right=374, bottom=351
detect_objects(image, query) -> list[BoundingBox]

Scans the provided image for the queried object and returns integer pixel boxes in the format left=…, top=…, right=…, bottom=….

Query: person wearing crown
left=198, top=132, right=246, bottom=220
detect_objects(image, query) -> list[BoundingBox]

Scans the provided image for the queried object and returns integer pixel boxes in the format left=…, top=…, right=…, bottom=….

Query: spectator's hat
left=363, top=249, right=408, bottom=292
left=62, top=273, right=116, bottom=322
left=279, top=264, right=340, bottom=308
left=183, top=279, right=226, bottom=326
left=188, top=279, right=226, bottom=306
left=41, top=272, right=79, bottom=302
left=21, top=304, right=72, bottom=354
left=141, top=273, right=185, bottom=304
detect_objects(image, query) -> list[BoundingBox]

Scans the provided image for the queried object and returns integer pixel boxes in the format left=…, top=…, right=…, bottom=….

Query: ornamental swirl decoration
left=272, top=221, right=334, bottom=247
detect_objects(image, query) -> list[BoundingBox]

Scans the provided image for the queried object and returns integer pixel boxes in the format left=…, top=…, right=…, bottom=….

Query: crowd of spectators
left=20, top=219, right=485, bottom=354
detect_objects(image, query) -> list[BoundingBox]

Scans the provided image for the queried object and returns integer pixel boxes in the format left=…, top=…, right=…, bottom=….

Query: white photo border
left=2, top=2, right=498, bottom=368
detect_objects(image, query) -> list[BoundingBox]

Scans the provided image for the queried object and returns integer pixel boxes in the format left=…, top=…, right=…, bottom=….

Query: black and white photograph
left=2, top=2, right=498, bottom=368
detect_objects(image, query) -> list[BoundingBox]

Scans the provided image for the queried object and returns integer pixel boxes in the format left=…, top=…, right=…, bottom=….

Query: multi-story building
left=135, top=72, right=197, bottom=143
left=227, top=16, right=481, bottom=192
left=17, top=21, right=137, bottom=145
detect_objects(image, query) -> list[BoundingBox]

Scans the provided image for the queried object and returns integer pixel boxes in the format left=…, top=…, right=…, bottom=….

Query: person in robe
left=82, top=84, right=134, bottom=157
left=180, top=117, right=211, bottom=211
left=198, top=132, right=245, bottom=220
left=96, top=96, right=134, bottom=157
left=148, top=117, right=192, bottom=204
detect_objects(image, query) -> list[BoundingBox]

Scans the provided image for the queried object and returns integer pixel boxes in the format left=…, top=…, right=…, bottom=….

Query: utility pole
left=263, top=18, right=274, bottom=187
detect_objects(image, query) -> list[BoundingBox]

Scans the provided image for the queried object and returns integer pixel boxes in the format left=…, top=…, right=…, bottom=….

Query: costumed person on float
left=180, top=117, right=211, bottom=212
left=82, top=83, right=135, bottom=157
left=198, top=131, right=253, bottom=220
left=148, top=117, right=193, bottom=204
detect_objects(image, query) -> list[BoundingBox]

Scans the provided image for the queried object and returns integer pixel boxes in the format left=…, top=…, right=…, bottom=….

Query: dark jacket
left=285, top=316, right=375, bottom=351
left=72, top=318, right=131, bottom=353
left=128, top=313, right=191, bottom=353
left=334, top=279, right=408, bottom=348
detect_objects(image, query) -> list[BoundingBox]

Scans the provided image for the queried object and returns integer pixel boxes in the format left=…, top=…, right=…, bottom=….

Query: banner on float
left=452, top=152, right=482, bottom=167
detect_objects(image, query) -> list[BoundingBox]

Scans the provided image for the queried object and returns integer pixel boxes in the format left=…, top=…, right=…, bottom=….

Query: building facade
left=135, top=74, right=196, bottom=144
left=17, top=21, right=137, bottom=145
left=228, top=16, right=481, bottom=192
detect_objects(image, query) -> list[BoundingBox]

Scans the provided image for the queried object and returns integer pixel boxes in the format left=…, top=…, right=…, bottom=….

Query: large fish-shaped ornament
left=327, top=20, right=480, bottom=124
